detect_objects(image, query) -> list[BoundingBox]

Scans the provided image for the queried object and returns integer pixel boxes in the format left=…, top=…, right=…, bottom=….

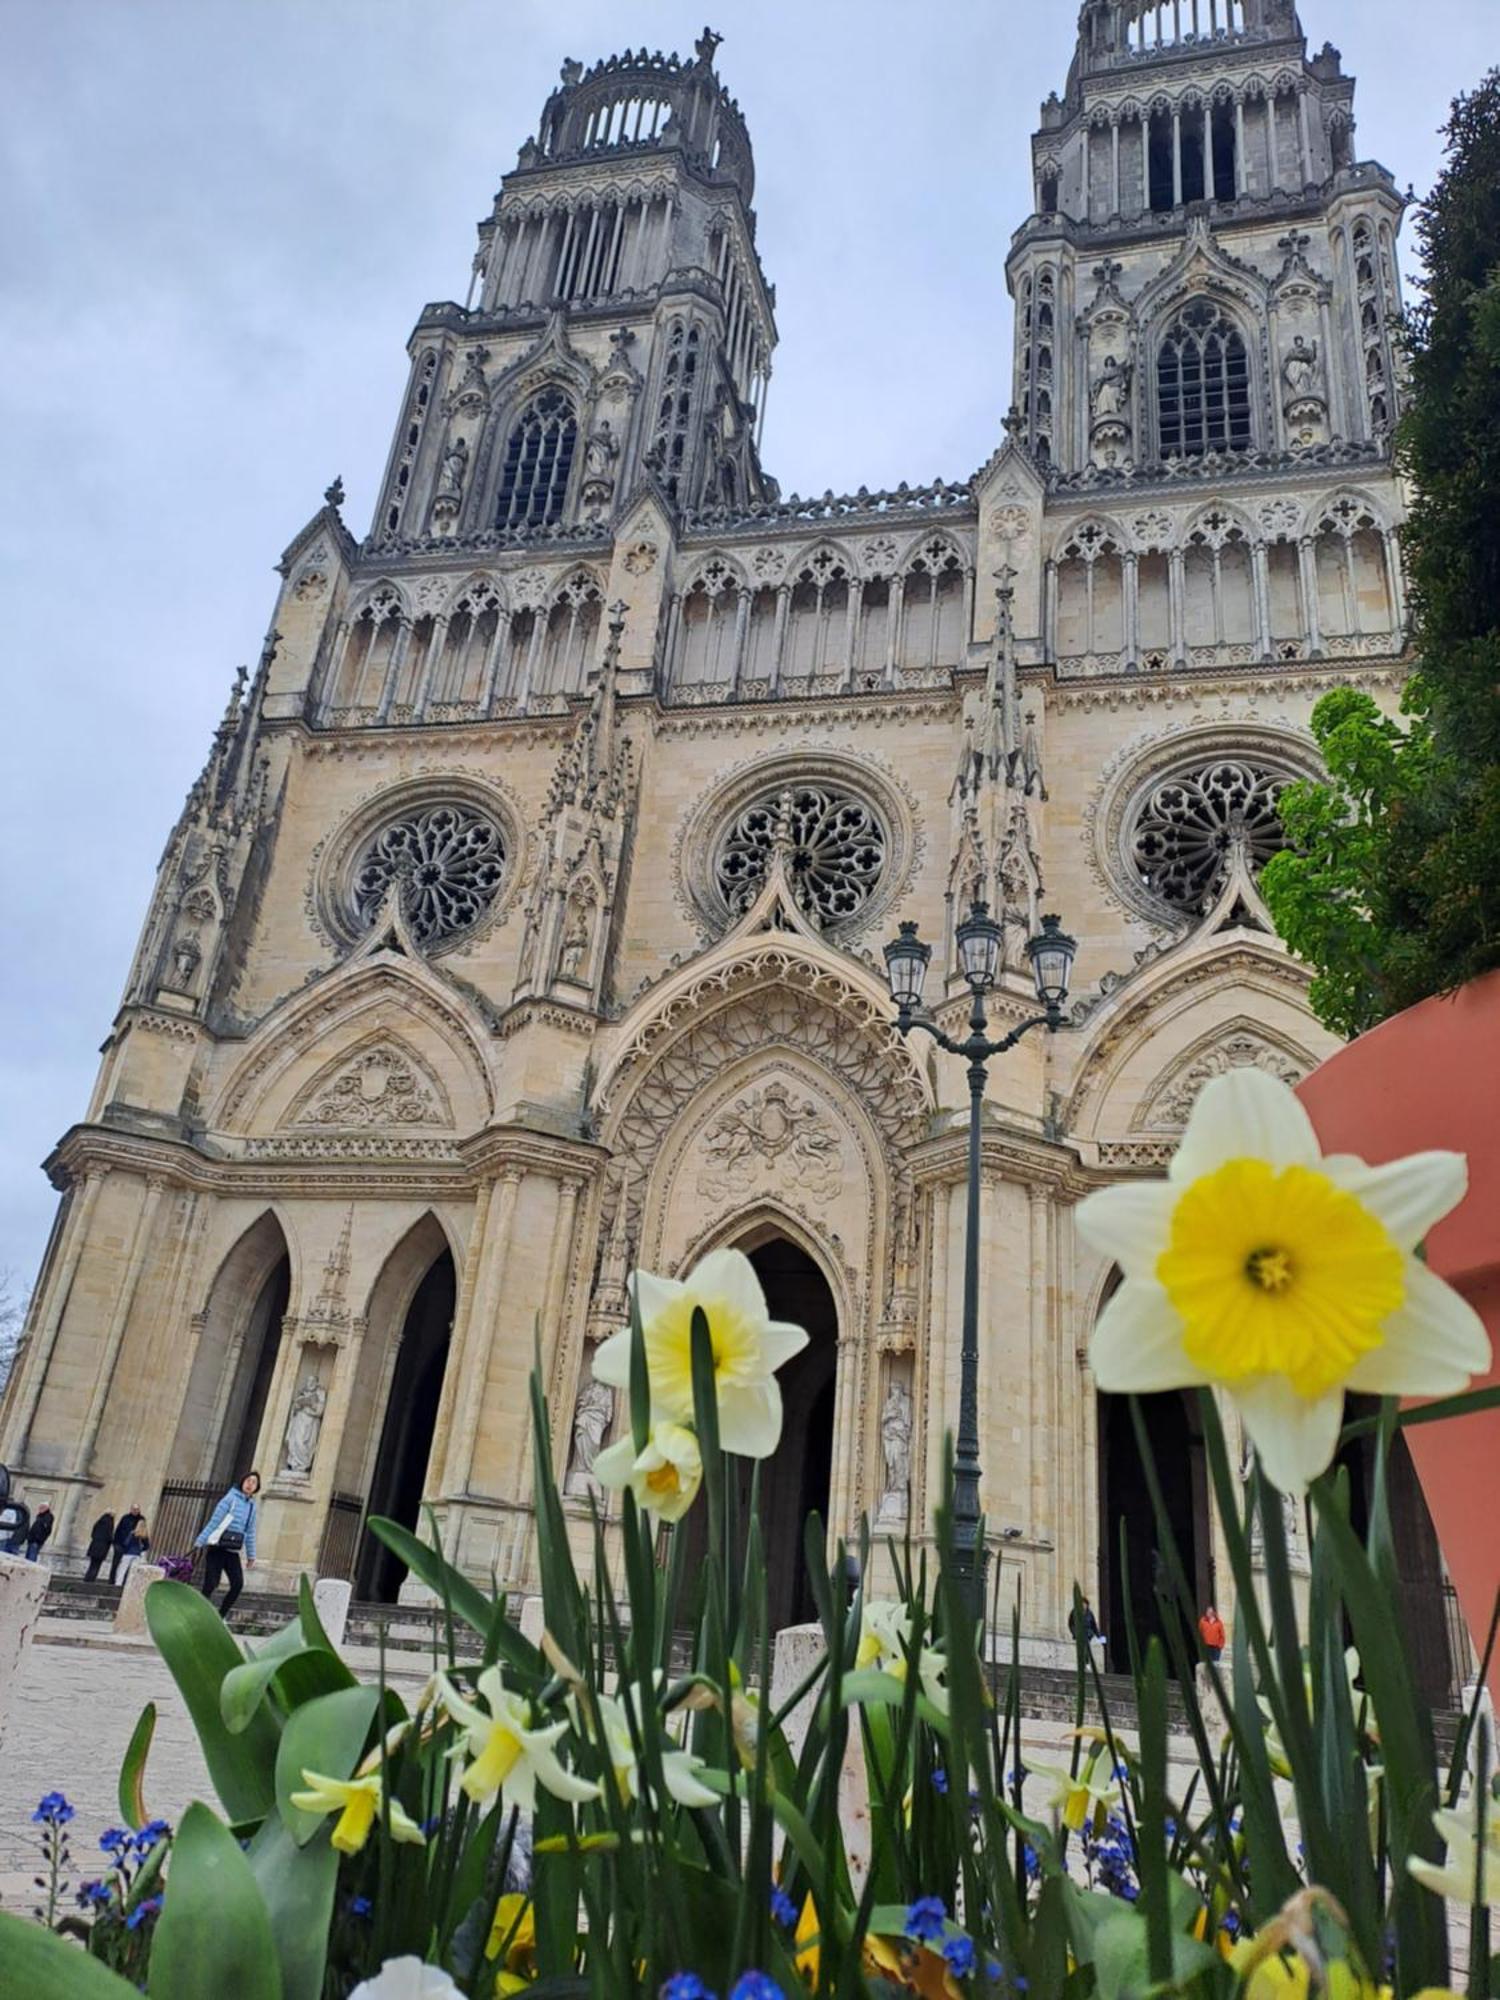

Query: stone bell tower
left=1011, top=0, right=1403, bottom=476
left=371, top=27, right=778, bottom=547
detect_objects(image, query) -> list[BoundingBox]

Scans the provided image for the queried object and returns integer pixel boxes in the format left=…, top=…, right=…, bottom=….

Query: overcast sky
left=0, top=0, right=1492, bottom=1289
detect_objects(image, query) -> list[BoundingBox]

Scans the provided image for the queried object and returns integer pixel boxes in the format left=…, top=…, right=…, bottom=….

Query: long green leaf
left=0, top=1912, right=139, bottom=1997
left=246, top=1811, right=340, bottom=2000
left=118, top=1702, right=157, bottom=1829
left=149, top=1801, right=282, bottom=2000
left=367, top=1513, right=542, bottom=1677
left=144, top=1580, right=280, bottom=1825
left=274, top=1685, right=380, bottom=1845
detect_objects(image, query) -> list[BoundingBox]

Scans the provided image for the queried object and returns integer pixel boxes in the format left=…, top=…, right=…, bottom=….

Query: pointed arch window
left=1156, top=302, right=1251, bottom=457
left=495, top=389, right=577, bottom=529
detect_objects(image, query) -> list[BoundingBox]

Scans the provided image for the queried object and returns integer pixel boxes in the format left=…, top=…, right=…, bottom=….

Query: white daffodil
left=855, top=1598, right=949, bottom=1716
left=438, top=1666, right=601, bottom=1813
left=349, top=1960, right=460, bottom=2000
left=592, top=1420, right=703, bottom=1521
left=593, top=1249, right=809, bottom=1459
left=572, top=1687, right=720, bottom=1808
left=1031, top=1744, right=1119, bottom=1835
left=1077, top=1068, right=1489, bottom=1494
left=1409, top=1797, right=1500, bottom=1909
left=286, top=1770, right=426, bottom=1854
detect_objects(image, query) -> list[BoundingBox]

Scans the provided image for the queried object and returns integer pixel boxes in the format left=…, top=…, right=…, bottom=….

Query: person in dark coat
left=109, top=1504, right=144, bottom=1584
left=85, top=1511, right=115, bottom=1582
left=23, top=1504, right=54, bottom=1562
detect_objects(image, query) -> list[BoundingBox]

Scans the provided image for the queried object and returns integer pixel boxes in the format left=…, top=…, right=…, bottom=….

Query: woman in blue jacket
left=195, top=1471, right=260, bottom=1616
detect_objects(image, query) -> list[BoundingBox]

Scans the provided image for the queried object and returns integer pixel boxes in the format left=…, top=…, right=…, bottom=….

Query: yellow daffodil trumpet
left=1077, top=1068, right=1488, bottom=1492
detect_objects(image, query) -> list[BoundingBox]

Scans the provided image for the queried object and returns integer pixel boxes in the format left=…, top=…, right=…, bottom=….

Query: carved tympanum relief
left=696, top=1081, right=844, bottom=1203
left=294, top=1043, right=448, bottom=1129
left=1135, top=1032, right=1310, bottom=1133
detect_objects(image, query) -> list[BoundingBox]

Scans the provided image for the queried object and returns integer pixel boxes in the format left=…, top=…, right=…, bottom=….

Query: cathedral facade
left=2, top=3, right=1418, bottom=1651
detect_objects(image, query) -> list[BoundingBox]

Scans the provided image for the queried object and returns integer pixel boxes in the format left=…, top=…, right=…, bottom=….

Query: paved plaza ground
left=0, top=1619, right=437, bottom=1917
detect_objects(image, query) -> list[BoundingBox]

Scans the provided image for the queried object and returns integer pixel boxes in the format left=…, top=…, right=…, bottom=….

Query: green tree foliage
left=1262, top=70, right=1500, bottom=1034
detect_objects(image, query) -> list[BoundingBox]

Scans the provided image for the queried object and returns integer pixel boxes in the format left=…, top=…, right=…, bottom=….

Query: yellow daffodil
left=1234, top=1952, right=1388, bottom=1999
left=486, top=1894, right=536, bottom=1979
left=592, top=1420, right=703, bottom=1521
left=570, top=1686, right=720, bottom=1807
left=593, top=1249, right=809, bottom=1458
left=287, top=1769, right=426, bottom=1855
left=1409, top=1797, right=1500, bottom=1909
left=857, top=1599, right=949, bottom=1715
left=438, top=1666, right=600, bottom=1813
left=1031, top=1744, right=1118, bottom=1834
left=1077, top=1069, right=1488, bottom=1493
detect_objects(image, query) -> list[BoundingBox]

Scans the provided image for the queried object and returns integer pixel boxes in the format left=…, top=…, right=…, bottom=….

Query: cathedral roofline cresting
left=2, top=5, right=1435, bottom=1671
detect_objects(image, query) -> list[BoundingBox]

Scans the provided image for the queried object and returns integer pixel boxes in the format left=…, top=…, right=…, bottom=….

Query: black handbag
left=218, top=1529, right=245, bottom=1554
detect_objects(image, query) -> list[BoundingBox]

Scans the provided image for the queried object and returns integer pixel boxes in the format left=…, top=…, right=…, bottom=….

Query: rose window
left=352, top=804, right=506, bottom=946
left=714, top=785, right=887, bottom=928
left=1127, top=759, right=1288, bottom=913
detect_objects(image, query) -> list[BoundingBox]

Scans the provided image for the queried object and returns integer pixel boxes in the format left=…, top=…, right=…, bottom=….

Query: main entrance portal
left=671, top=1235, right=838, bottom=1634
left=355, top=1249, right=456, bottom=1602
left=1098, top=1387, right=1211, bottom=1676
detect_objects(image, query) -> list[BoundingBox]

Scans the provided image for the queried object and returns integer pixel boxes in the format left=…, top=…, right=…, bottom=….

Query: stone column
left=1111, top=118, right=1121, bottom=217
left=413, top=616, right=449, bottom=719
left=375, top=618, right=414, bottom=724
left=1122, top=550, right=1140, bottom=669
left=480, top=610, right=513, bottom=713
left=1297, top=535, right=1324, bottom=656
left=1235, top=98, right=1247, bottom=196
left=769, top=583, right=792, bottom=693
left=1168, top=548, right=1187, bottom=666
left=428, top=1182, right=493, bottom=1486
left=2, top=1172, right=101, bottom=1462
left=728, top=587, right=751, bottom=694
left=883, top=576, right=904, bottom=684
left=1384, top=527, right=1406, bottom=636
left=1044, top=559, right=1059, bottom=660
left=448, top=1170, right=524, bottom=1495
left=70, top=1177, right=167, bottom=1477
left=1171, top=107, right=1183, bottom=208
left=1251, top=542, right=1273, bottom=661
left=0, top=1553, right=50, bottom=1749
left=848, top=576, right=868, bottom=692
left=1298, top=87, right=1314, bottom=187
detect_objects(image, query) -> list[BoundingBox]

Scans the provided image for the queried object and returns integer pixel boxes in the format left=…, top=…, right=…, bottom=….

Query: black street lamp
left=882, top=904, right=1077, bottom=1621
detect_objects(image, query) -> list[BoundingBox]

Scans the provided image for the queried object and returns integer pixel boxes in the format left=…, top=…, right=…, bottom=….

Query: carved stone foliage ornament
left=296, top=1044, right=446, bottom=1128
left=697, top=1082, right=843, bottom=1203
left=714, top=785, right=887, bottom=929
left=1127, top=759, right=1289, bottom=915
left=622, top=541, right=659, bottom=575
left=352, top=803, right=507, bottom=947
left=1139, top=1032, right=1309, bottom=1132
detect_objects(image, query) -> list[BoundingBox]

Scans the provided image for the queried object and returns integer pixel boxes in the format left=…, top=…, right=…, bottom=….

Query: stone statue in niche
left=878, top=1379, right=913, bottom=1518
left=584, top=421, right=619, bottom=482
left=565, top=1377, right=615, bottom=1493
left=282, top=1373, right=327, bottom=1476
left=1092, top=354, right=1131, bottom=420
left=557, top=893, right=594, bottom=981
left=581, top=421, right=619, bottom=518
left=169, top=931, right=202, bottom=991
left=1282, top=335, right=1325, bottom=404
left=436, top=435, right=469, bottom=506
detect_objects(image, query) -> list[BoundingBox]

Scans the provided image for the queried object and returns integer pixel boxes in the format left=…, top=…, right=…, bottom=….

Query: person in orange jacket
left=1198, top=1604, right=1226, bottom=1661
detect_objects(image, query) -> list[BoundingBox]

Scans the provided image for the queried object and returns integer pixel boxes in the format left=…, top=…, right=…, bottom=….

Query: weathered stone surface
left=312, top=1576, right=352, bottom=1648
left=113, top=1563, right=165, bottom=1638
left=0, top=1554, right=50, bottom=1753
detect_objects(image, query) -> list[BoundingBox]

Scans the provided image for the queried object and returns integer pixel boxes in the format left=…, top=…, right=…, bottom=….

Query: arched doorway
left=353, top=1248, right=456, bottom=1602
left=1336, top=1401, right=1456, bottom=1709
left=1097, top=1387, right=1211, bottom=1676
left=159, top=1214, right=290, bottom=1554
left=750, top=1238, right=839, bottom=1633
left=670, top=1233, right=839, bottom=1635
